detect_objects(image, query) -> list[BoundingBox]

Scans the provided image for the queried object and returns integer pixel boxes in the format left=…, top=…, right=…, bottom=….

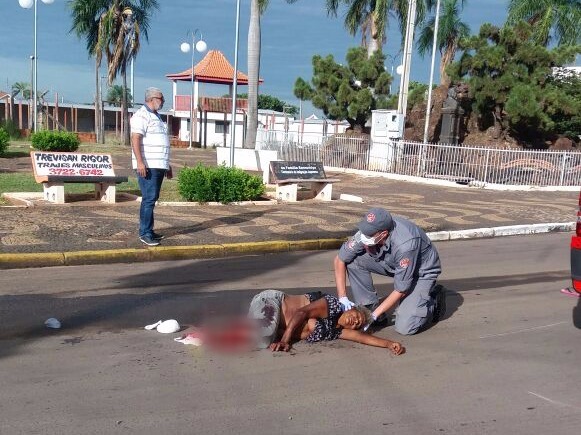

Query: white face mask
left=358, top=232, right=379, bottom=246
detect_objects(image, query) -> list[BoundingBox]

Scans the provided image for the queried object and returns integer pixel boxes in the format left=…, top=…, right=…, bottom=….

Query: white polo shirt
left=130, top=105, right=170, bottom=170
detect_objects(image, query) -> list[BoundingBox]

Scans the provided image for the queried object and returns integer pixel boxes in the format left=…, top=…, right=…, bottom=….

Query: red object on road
left=570, top=190, right=581, bottom=295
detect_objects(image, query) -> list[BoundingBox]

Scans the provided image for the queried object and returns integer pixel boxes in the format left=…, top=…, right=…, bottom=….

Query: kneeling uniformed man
left=334, top=207, right=444, bottom=335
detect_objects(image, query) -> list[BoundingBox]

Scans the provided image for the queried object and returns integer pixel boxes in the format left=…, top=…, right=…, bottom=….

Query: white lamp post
left=397, top=0, right=417, bottom=120
left=423, top=0, right=441, bottom=144
left=386, top=52, right=401, bottom=96
left=19, top=0, right=54, bottom=133
left=180, top=30, right=207, bottom=150
left=229, top=0, right=241, bottom=168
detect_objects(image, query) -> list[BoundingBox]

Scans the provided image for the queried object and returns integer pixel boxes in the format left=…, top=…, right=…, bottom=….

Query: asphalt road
left=1, top=233, right=580, bottom=434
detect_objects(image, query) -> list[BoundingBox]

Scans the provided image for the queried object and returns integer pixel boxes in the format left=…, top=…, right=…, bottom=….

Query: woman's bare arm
left=339, top=329, right=405, bottom=355
left=270, top=298, right=329, bottom=352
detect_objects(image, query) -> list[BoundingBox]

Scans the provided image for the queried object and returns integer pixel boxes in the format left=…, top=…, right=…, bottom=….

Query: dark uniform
left=338, top=215, right=441, bottom=335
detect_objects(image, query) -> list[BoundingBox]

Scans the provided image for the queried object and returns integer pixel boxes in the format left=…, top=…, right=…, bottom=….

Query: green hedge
left=0, top=127, right=9, bottom=155
left=178, top=164, right=265, bottom=203
left=0, top=120, right=21, bottom=139
left=31, top=130, right=80, bottom=152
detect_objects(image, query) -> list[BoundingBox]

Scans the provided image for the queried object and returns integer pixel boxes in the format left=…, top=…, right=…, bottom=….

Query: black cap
left=357, top=208, right=394, bottom=236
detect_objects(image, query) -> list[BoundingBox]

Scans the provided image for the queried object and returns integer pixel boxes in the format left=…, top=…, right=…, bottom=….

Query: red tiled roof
left=166, top=50, right=262, bottom=85
left=0, top=91, right=10, bottom=100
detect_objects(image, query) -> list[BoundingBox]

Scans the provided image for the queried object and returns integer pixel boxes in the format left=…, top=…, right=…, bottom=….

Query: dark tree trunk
left=493, top=105, right=503, bottom=140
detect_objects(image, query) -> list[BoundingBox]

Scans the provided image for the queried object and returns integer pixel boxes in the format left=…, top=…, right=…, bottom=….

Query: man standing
left=130, top=87, right=172, bottom=246
left=334, top=207, right=444, bottom=335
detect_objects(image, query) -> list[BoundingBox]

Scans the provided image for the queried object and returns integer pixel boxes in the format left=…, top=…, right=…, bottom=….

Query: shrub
left=178, top=164, right=265, bottom=203
left=0, top=120, right=21, bottom=139
left=0, top=127, right=9, bottom=155
left=31, top=130, right=80, bottom=152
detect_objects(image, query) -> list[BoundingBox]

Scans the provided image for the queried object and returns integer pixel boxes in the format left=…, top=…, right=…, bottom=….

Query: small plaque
left=270, top=161, right=326, bottom=181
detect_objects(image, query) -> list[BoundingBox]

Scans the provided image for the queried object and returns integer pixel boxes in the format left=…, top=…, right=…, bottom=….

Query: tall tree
left=69, top=0, right=106, bottom=143
left=507, top=0, right=581, bottom=46
left=69, top=0, right=158, bottom=145
left=246, top=0, right=296, bottom=148
left=417, top=0, right=469, bottom=87
left=294, top=47, right=391, bottom=131
left=324, top=0, right=433, bottom=57
left=245, top=0, right=267, bottom=149
left=449, top=22, right=580, bottom=143
left=415, top=0, right=470, bottom=141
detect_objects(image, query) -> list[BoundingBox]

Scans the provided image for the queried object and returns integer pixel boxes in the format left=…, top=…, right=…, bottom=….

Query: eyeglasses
left=153, top=96, right=165, bottom=102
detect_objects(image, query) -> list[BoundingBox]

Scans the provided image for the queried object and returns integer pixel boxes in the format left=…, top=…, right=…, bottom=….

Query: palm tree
left=324, top=0, right=433, bottom=57
left=245, top=0, right=267, bottom=149
left=507, top=0, right=580, bottom=46
left=106, top=84, right=133, bottom=107
left=12, top=82, right=32, bottom=100
left=69, top=0, right=106, bottom=142
left=417, top=0, right=469, bottom=87
left=246, top=0, right=297, bottom=149
left=11, top=82, right=32, bottom=128
left=415, top=0, right=469, bottom=142
left=68, top=0, right=158, bottom=145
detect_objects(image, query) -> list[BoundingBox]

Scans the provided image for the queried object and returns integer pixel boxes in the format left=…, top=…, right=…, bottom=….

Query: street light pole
left=229, top=0, right=241, bottom=168
left=423, top=0, right=441, bottom=144
left=100, top=75, right=107, bottom=141
left=29, top=55, right=34, bottom=130
left=181, top=30, right=207, bottom=150
left=397, top=0, right=417, bottom=120
left=386, top=51, right=401, bottom=96
left=19, top=0, right=54, bottom=133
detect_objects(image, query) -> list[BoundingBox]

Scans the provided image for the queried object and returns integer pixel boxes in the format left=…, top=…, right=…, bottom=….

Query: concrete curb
left=0, top=223, right=574, bottom=270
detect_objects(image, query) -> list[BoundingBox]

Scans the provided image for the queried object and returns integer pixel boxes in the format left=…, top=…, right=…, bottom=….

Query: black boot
left=432, top=284, right=446, bottom=323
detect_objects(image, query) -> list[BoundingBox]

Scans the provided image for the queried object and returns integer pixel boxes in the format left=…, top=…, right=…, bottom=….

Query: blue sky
left=0, top=0, right=510, bottom=115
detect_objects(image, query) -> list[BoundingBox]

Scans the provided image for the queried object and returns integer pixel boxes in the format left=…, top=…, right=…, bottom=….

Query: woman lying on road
left=248, top=289, right=404, bottom=355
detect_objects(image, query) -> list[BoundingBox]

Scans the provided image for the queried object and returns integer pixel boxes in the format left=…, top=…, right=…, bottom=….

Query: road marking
left=479, top=322, right=567, bottom=339
left=528, top=392, right=581, bottom=411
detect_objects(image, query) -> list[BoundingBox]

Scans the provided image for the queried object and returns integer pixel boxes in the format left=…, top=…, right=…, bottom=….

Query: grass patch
left=2, top=141, right=130, bottom=156
left=0, top=172, right=183, bottom=203
left=1, top=149, right=30, bottom=158
left=2, top=142, right=31, bottom=157
left=1, top=141, right=218, bottom=203
left=0, top=173, right=42, bottom=193
left=76, top=143, right=131, bottom=155
left=0, top=172, right=141, bottom=194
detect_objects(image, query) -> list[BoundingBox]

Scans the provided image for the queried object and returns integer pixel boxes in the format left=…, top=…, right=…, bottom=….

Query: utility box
left=369, top=110, right=405, bottom=171
left=371, top=109, right=404, bottom=141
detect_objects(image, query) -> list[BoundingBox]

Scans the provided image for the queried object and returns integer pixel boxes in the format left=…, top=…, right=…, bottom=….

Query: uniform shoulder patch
left=399, top=258, right=410, bottom=268
left=347, top=239, right=357, bottom=250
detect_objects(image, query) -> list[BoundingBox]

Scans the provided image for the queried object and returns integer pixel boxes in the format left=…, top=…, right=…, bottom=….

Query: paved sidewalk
left=0, top=148, right=577, bottom=268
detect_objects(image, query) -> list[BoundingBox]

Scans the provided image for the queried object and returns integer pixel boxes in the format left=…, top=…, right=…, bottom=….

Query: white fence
left=256, top=131, right=581, bottom=187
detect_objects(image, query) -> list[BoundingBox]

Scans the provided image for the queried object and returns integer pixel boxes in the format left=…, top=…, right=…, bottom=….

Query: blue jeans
left=137, top=168, right=166, bottom=238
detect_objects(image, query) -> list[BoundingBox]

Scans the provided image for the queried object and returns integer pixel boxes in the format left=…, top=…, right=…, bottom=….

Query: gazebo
left=166, top=50, right=261, bottom=146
